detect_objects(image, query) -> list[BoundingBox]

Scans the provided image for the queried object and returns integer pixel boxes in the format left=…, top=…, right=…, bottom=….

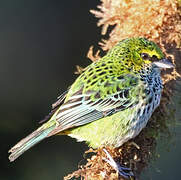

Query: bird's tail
left=8, top=121, right=56, bottom=162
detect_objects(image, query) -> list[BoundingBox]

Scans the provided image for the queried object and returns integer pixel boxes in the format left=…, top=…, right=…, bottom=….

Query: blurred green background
left=1, top=0, right=181, bottom=180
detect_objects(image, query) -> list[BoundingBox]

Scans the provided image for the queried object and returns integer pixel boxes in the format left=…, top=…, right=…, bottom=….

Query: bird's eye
left=141, top=53, right=150, bottom=60
left=150, top=55, right=158, bottom=61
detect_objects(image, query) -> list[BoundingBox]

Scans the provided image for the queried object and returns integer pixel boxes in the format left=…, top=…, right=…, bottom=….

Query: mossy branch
left=65, top=0, right=181, bottom=179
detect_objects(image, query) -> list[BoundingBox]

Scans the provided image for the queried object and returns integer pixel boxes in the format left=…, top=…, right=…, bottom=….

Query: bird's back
left=67, top=65, right=163, bottom=148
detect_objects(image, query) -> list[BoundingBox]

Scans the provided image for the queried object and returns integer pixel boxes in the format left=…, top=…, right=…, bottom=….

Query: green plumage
left=8, top=38, right=173, bottom=162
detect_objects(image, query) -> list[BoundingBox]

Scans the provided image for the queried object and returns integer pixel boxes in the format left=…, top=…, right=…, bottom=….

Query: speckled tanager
left=8, top=37, right=174, bottom=162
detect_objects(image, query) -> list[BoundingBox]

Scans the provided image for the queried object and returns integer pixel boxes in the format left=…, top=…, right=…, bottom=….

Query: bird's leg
left=102, top=148, right=134, bottom=179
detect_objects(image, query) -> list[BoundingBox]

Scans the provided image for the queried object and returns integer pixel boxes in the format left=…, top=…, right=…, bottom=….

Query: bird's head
left=108, top=38, right=174, bottom=72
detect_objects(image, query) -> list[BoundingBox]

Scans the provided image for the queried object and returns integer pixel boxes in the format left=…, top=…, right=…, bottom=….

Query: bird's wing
left=50, top=73, right=141, bottom=132
left=39, top=90, right=68, bottom=124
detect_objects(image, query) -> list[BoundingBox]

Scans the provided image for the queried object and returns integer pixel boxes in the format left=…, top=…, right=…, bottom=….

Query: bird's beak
left=153, top=58, right=174, bottom=69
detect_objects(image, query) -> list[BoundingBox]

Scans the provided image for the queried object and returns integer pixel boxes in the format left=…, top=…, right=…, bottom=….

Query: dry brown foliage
left=66, top=0, right=181, bottom=179
left=90, top=0, right=181, bottom=50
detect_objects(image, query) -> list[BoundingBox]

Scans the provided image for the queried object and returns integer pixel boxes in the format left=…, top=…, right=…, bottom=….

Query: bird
left=8, top=37, right=174, bottom=163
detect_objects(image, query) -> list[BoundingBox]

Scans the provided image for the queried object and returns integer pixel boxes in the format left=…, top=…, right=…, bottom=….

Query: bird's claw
left=103, top=148, right=134, bottom=179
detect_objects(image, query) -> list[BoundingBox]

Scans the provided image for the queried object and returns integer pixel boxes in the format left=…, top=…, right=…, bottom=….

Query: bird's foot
left=102, top=148, right=134, bottom=179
